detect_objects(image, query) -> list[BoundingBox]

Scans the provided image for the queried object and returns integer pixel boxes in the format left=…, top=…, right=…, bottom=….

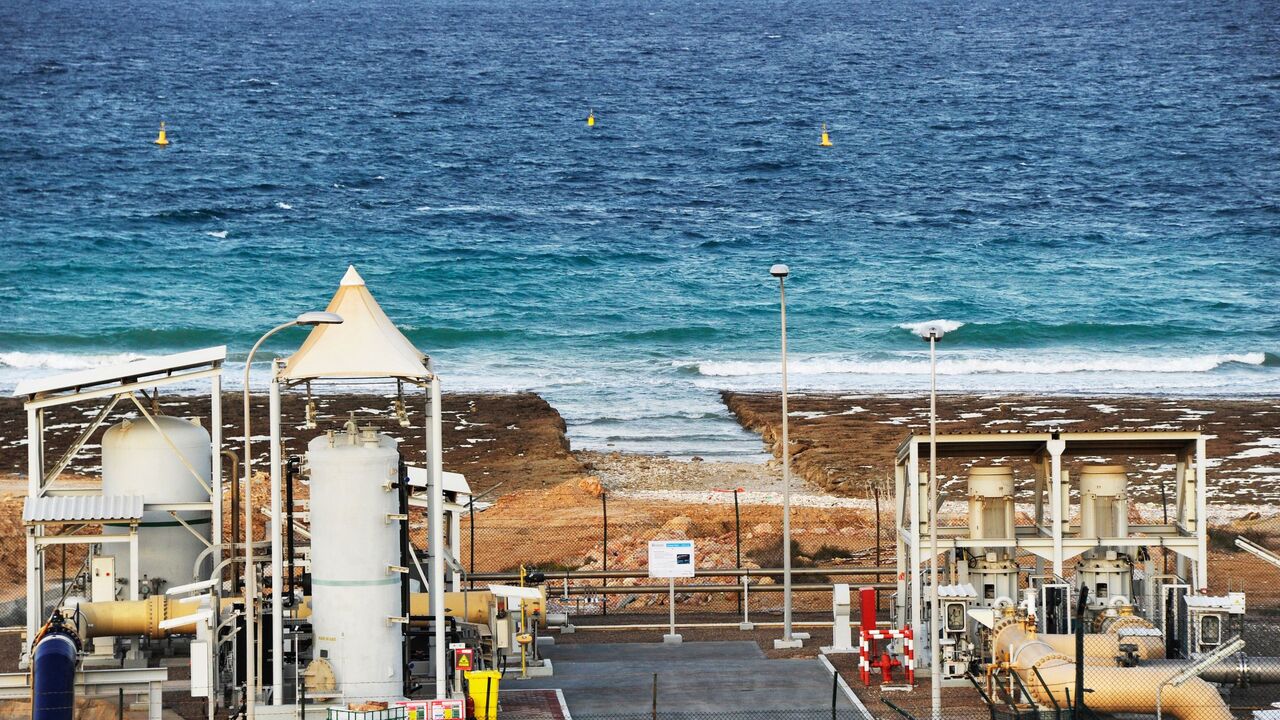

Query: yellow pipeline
left=78, top=587, right=548, bottom=641
left=1039, top=632, right=1165, bottom=664
left=76, top=596, right=203, bottom=639
left=296, top=590, right=546, bottom=627
left=993, top=620, right=1231, bottom=720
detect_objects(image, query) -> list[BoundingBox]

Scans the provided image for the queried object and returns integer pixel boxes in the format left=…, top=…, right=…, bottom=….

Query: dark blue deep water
left=2, top=0, right=1278, bottom=457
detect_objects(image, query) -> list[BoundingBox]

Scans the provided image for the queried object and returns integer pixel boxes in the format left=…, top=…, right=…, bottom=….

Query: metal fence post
left=651, top=672, right=657, bottom=720
left=468, top=494, right=476, bottom=590
left=734, top=488, right=742, bottom=614
left=873, top=480, right=882, bottom=610
left=1075, top=585, right=1090, bottom=715
left=602, top=491, right=608, bottom=617
left=831, top=666, right=838, bottom=720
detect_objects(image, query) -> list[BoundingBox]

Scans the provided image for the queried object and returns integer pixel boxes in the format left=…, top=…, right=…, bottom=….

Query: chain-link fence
left=446, top=489, right=898, bottom=620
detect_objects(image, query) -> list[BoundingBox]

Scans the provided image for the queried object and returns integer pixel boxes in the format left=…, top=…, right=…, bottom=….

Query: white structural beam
left=907, top=440, right=921, bottom=668
left=269, top=371, right=284, bottom=705
left=429, top=374, right=447, bottom=698
left=26, top=407, right=41, bottom=651
left=211, top=373, right=223, bottom=576
left=1195, top=436, right=1208, bottom=591
left=1047, top=438, right=1065, bottom=578
left=23, top=367, right=223, bottom=411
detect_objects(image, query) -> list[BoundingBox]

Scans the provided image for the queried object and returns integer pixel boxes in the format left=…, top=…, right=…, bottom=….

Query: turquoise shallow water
left=1, top=0, right=1278, bottom=459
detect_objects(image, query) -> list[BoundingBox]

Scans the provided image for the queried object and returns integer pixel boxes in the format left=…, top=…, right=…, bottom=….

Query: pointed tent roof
left=277, top=265, right=430, bottom=382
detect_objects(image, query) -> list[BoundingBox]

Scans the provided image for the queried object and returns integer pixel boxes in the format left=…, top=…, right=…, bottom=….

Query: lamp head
left=295, top=311, right=344, bottom=326
left=770, top=264, right=790, bottom=279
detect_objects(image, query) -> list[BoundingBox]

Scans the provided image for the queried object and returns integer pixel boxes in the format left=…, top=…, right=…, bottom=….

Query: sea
left=1, top=0, right=1278, bottom=461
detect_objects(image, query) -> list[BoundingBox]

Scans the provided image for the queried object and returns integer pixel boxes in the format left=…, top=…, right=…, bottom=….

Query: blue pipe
left=31, top=627, right=78, bottom=720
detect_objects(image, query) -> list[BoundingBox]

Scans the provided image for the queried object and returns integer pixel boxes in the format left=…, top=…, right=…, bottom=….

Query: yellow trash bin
left=466, top=670, right=502, bottom=720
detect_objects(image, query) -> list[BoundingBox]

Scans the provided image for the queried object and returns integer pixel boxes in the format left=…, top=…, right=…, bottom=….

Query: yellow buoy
left=587, top=110, right=595, bottom=127
left=154, top=121, right=170, bottom=146
left=819, top=123, right=832, bottom=147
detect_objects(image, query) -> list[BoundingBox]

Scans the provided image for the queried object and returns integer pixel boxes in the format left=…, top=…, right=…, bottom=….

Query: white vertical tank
left=307, top=425, right=403, bottom=702
left=102, top=416, right=212, bottom=592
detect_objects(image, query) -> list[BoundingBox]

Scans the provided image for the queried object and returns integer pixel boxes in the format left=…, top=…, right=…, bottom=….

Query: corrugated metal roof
left=23, top=495, right=145, bottom=523
left=937, top=583, right=978, bottom=599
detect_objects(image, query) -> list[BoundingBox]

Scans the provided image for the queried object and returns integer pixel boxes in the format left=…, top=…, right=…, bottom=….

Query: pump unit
left=1075, top=465, right=1133, bottom=608
left=965, top=467, right=1019, bottom=606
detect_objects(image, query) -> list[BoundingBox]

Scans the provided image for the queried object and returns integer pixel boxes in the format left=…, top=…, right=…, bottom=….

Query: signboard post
left=648, top=540, right=695, bottom=645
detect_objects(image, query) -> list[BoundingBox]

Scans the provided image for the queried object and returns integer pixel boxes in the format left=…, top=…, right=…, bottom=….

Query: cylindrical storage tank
left=968, top=467, right=1015, bottom=543
left=1079, top=465, right=1128, bottom=540
left=308, top=427, right=403, bottom=703
left=102, top=416, right=212, bottom=593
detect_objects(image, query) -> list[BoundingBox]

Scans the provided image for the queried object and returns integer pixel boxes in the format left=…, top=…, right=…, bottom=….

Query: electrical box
left=91, top=557, right=116, bottom=602
left=831, top=583, right=853, bottom=651
left=190, top=641, right=209, bottom=697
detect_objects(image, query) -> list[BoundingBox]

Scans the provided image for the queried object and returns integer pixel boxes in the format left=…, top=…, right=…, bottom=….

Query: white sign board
left=648, top=540, right=695, bottom=578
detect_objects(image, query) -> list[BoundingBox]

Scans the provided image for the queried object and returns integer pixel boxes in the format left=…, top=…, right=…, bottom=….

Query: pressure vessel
left=307, top=425, right=403, bottom=702
left=102, top=416, right=212, bottom=593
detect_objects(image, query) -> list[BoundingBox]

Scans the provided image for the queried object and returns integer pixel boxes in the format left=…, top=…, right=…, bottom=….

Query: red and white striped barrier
left=858, top=625, right=915, bottom=686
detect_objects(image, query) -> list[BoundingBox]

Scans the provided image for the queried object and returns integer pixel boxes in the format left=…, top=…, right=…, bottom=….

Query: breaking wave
left=689, top=352, right=1269, bottom=378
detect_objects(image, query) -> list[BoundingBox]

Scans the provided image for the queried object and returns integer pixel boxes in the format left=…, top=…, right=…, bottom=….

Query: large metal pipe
left=994, top=620, right=1232, bottom=720
left=1040, top=632, right=1165, bottom=663
left=31, top=617, right=79, bottom=720
left=1142, top=657, right=1280, bottom=687
left=1197, top=654, right=1280, bottom=686
left=75, top=595, right=205, bottom=639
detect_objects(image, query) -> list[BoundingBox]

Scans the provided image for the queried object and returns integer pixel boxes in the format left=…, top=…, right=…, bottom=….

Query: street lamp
left=905, top=319, right=955, bottom=719
left=242, top=311, right=342, bottom=716
left=770, top=264, right=803, bottom=649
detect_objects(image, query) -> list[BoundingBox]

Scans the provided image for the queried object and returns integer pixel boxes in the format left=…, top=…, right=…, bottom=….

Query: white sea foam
left=205, top=230, right=228, bottom=238
left=898, top=319, right=965, bottom=338
left=275, top=202, right=293, bottom=210
left=0, top=351, right=147, bottom=371
left=692, top=352, right=1267, bottom=378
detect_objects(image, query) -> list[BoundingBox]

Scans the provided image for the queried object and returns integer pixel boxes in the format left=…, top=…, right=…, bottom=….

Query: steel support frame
left=894, top=431, right=1211, bottom=678
left=20, top=365, right=223, bottom=664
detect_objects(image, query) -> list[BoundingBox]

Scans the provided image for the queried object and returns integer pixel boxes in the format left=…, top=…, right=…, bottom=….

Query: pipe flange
left=1031, top=652, right=1073, bottom=671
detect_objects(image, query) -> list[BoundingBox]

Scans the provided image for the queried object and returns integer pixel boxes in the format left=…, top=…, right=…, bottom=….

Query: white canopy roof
left=278, top=266, right=430, bottom=382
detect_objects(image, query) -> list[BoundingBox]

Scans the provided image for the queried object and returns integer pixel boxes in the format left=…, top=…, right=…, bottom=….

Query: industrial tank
left=307, top=425, right=403, bottom=702
left=102, top=416, right=212, bottom=594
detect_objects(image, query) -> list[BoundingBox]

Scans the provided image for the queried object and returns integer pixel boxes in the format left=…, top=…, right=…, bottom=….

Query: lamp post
left=242, top=311, right=341, bottom=717
left=909, top=320, right=953, bottom=720
left=770, top=264, right=802, bottom=649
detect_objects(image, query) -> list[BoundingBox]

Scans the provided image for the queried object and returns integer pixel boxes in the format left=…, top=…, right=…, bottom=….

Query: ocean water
left=1, top=0, right=1278, bottom=460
